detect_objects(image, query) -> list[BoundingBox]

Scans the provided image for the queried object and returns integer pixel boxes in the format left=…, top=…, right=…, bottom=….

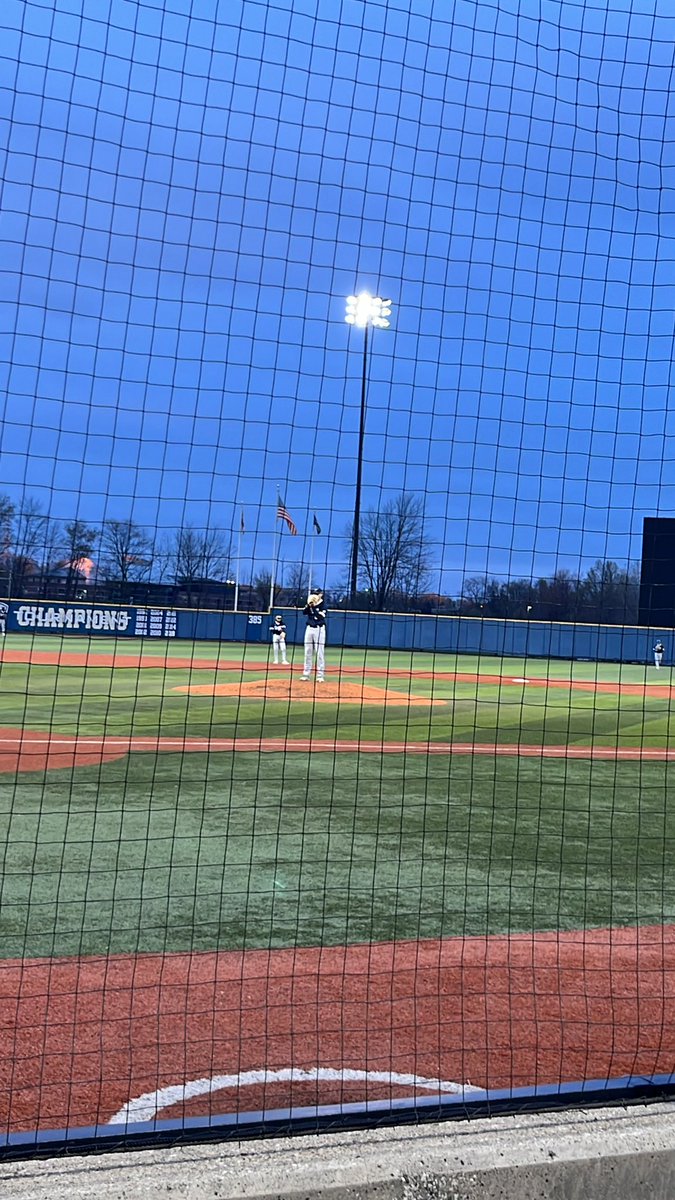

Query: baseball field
left=2, top=632, right=675, bottom=1136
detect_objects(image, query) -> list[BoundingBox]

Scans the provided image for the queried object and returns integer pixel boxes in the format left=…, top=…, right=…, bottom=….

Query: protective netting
left=1, top=0, right=675, bottom=1154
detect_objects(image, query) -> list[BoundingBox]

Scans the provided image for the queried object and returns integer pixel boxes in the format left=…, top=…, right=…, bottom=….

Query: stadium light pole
left=345, top=293, right=392, bottom=606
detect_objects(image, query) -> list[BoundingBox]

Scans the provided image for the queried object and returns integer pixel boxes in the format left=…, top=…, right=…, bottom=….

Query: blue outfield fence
left=5, top=599, right=673, bottom=665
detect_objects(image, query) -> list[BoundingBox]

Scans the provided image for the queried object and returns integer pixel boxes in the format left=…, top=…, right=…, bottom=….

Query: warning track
left=0, top=729, right=672, bottom=772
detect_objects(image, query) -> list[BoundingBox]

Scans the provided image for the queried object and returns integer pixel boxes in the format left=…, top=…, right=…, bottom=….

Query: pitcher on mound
left=301, top=589, right=326, bottom=682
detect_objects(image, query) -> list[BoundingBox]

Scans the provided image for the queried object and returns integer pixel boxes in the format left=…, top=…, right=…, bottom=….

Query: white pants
left=272, top=633, right=287, bottom=663
left=303, top=626, right=325, bottom=678
left=655, top=652, right=663, bottom=669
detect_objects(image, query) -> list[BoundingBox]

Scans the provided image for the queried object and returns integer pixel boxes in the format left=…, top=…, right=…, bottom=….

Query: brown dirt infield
left=172, top=677, right=443, bottom=705
left=3, top=925, right=675, bottom=1132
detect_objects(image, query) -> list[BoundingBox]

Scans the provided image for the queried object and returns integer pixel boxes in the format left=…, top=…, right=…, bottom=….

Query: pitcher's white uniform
left=301, top=593, right=326, bottom=682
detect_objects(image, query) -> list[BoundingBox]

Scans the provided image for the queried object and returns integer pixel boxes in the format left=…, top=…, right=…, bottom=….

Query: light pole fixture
left=345, top=292, right=393, bottom=605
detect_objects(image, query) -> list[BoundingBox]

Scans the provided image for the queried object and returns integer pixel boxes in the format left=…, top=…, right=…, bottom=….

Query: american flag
left=277, top=496, right=297, bottom=535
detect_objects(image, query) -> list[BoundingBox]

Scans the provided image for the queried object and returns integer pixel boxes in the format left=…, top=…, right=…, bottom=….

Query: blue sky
left=2, top=0, right=675, bottom=592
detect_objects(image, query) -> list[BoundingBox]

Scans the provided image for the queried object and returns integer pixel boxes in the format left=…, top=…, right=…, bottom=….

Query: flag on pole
left=240, top=509, right=245, bottom=534
left=313, top=513, right=321, bottom=535
left=277, top=496, right=298, bottom=535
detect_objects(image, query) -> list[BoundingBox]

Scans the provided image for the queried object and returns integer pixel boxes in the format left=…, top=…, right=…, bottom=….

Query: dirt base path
left=2, top=925, right=675, bottom=1133
left=0, top=729, right=672, bottom=773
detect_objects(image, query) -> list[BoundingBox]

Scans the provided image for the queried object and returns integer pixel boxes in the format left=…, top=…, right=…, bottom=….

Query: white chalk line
left=107, top=1067, right=485, bottom=1125
left=1, top=734, right=674, bottom=761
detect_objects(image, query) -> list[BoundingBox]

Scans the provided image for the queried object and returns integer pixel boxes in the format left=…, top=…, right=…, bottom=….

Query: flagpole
left=309, top=514, right=320, bottom=595
left=269, top=488, right=280, bottom=612
left=234, top=517, right=242, bottom=613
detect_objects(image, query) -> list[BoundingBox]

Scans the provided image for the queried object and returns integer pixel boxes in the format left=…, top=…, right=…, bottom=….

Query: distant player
left=270, top=614, right=289, bottom=665
left=301, top=589, right=326, bottom=682
left=654, top=640, right=665, bottom=670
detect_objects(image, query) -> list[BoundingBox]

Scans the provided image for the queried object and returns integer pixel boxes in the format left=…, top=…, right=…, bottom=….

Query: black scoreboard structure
left=639, top=517, right=675, bottom=627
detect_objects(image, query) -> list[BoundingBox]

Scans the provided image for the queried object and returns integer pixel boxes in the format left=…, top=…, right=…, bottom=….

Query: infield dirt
left=172, top=677, right=444, bottom=705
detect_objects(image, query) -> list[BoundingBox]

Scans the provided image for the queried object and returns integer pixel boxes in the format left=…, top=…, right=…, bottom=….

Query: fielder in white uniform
left=270, top=614, right=289, bottom=665
left=301, top=590, right=326, bottom=682
left=654, top=640, right=665, bottom=669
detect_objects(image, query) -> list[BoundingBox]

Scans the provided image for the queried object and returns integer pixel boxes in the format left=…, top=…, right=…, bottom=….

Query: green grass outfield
left=0, top=634, right=674, bottom=958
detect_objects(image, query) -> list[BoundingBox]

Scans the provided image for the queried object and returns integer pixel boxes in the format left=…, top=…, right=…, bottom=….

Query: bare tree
left=62, top=520, right=99, bottom=598
left=0, top=494, right=15, bottom=592
left=0, top=494, right=14, bottom=554
left=12, top=496, right=45, bottom=559
left=171, top=524, right=231, bottom=604
left=251, top=569, right=278, bottom=611
left=534, top=569, right=581, bottom=622
left=348, top=493, right=432, bottom=611
left=5, top=496, right=46, bottom=594
left=459, top=576, right=501, bottom=616
left=100, top=519, right=152, bottom=583
left=173, top=524, right=230, bottom=580
left=284, top=562, right=310, bottom=606
left=150, top=534, right=176, bottom=584
left=580, top=560, right=640, bottom=624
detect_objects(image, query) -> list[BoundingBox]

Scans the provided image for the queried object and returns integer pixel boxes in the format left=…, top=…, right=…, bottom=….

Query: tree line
left=0, top=494, right=232, bottom=601
left=284, top=493, right=643, bottom=625
left=0, top=490, right=644, bottom=624
left=456, top=562, right=641, bottom=625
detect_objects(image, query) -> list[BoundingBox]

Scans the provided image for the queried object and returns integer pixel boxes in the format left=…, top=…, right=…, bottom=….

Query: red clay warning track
left=0, top=729, right=673, bottom=772
left=2, top=925, right=675, bottom=1133
left=2, top=647, right=674, bottom=698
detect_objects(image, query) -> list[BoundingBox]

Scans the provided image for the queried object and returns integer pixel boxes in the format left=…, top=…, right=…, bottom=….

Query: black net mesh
left=1, top=0, right=674, bottom=1152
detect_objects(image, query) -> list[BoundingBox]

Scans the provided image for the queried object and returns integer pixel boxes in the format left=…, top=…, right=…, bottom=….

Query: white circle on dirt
left=107, top=1067, right=485, bottom=1125
left=512, top=678, right=530, bottom=683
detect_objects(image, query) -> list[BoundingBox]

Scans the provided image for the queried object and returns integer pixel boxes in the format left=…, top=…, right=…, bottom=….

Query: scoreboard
left=639, top=517, right=675, bottom=626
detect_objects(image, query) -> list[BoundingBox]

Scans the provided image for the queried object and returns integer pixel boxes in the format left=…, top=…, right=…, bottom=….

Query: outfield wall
left=4, top=599, right=672, bottom=664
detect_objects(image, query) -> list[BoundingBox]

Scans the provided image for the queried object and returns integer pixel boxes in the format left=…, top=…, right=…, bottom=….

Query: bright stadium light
left=345, top=292, right=392, bottom=329
left=344, top=291, right=394, bottom=605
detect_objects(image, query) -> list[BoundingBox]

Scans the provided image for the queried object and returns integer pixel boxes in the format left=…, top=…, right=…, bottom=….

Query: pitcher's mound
left=173, top=678, right=442, bottom=706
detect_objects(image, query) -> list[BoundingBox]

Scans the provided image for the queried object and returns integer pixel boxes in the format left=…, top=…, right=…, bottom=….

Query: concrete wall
left=5, top=598, right=674, bottom=665
left=5, top=1101, right=675, bottom=1198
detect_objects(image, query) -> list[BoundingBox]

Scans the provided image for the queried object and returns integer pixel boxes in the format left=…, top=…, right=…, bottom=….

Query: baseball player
left=301, top=589, right=326, bottom=682
left=270, top=614, right=289, bottom=665
left=654, top=640, right=665, bottom=669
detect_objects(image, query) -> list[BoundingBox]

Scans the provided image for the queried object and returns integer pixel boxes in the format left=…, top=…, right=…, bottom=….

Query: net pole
left=234, top=521, right=242, bottom=613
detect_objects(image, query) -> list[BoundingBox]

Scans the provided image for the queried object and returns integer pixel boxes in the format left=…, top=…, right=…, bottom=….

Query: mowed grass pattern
left=1, top=752, right=675, bottom=958
left=0, top=635, right=674, bottom=958
left=0, top=634, right=674, bottom=747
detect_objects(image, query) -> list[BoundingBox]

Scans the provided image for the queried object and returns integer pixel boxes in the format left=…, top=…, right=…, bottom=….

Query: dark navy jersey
left=271, top=622, right=287, bottom=637
left=303, top=603, right=326, bottom=628
left=654, top=642, right=665, bottom=654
